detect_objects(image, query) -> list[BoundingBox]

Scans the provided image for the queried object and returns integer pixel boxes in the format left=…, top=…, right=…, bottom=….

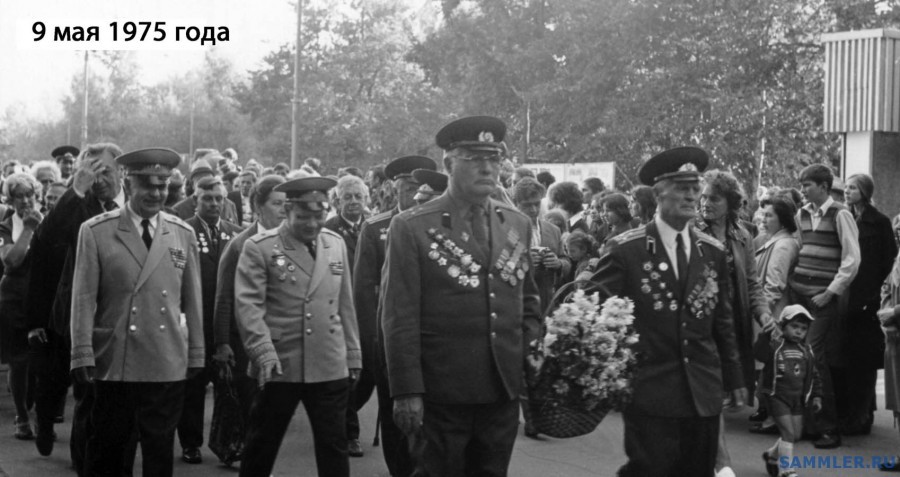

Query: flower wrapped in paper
left=527, top=289, right=640, bottom=438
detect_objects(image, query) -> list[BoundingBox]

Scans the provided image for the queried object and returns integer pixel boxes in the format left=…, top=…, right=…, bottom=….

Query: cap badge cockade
left=478, top=131, right=494, bottom=143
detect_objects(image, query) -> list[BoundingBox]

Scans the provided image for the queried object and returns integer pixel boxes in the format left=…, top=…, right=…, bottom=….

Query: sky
left=0, top=0, right=304, bottom=122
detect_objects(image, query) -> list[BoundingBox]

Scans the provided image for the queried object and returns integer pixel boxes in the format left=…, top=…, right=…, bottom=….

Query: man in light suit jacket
left=589, top=147, right=747, bottom=477
left=235, top=176, right=361, bottom=477
left=70, top=148, right=204, bottom=477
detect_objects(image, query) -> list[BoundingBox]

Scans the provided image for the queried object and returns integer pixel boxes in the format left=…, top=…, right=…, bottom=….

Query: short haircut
left=274, top=162, right=290, bottom=172
left=193, top=148, right=218, bottom=161
left=222, top=148, right=238, bottom=161
left=239, top=169, right=258, bottom=180
left=3, top=172, right=42, bottom=198
left=513, top=167, right=535, bottom=180
left=759, top=195, right=798, bottom=233
left=544, top=209, right=567, bottom=231
left=512, top=177, right=546, bottom=204
left=798, top=164, right=833, bottom=191
left=81, top=143, right=123, bottom=161
left=336, top=174, right=369, bottom=198
left=583, top=177, right=605, bottom=194
left=251, top=175, right=286, bottom=210
left=339, top=166, right=364, bottom=178
left=304, top=157, right=322, bottom=172
left=548, top=182, right=584, bottom=216
left=566, top=230, right=596, bottom=253
left=49, top=181, right=67, bottom=189
left=30, top=160, right=61, bottom=182
left=536, top=171, right=555, bottom=188
left=195, top=176, right=225, bottom=193
left=602, top=192, right=633, bottom=223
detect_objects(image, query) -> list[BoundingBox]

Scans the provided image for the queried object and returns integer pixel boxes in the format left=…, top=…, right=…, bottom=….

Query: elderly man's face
left=91, top=151, right=122, bottom=202
left=35, top=169, right=56, bottom=195
left=196, top=185, right=226, bottom=224
left=395, top=177, right=420, bottom=211
left=656, top=180, right=700, bottom=228
left=45, top=184, right=67, bottom=211
left=447, top=151, right=501, bottom=201
left=126, top=175, right=168, bottom=219
left=338, top=184, right=366, bottom=222
left=285, top=202, right=327, bottom=244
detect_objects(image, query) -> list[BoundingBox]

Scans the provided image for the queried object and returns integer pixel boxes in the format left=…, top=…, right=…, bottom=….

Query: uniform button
left=306, top=329, right=313, bottom=335
left=489, top=293, right=496, bottom=299
left=488, top=273, right=494, bottom=280
left=683, top=357, right=689, bottom=364
left=306, top=298, right=312, bottom=304
left=129, top=325, right=137, bottom=332
left=162, top=290, right=168, bottom=297
left=159, top=325, right=166, bottom=330
left=306, top=313, right=312, bottom=318
left=682, top=322, right=687, bottom=327
left=683, top=339, right=688, bottom=346
left=160, top=307, right=167, bottom=314
left=131, top=307, right=137, bottom=315
left=491, top=332, right=497, bottom=338
left=491, top=312, right=498, bottom=319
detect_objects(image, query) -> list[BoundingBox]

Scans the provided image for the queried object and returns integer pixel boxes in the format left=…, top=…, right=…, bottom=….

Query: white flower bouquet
left=527, top=289, right=639, bottom=437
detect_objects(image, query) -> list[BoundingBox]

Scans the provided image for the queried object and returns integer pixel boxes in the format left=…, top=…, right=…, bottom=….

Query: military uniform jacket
left=70, top=208, right=205, bottom=382
left=589, top=222, right=744, bottom=417
left=381, top=194, right=541, bottom=404
left=353, top=207, right=396, bottom=372
left=186, top=216, right=242, bottom=357
left=235, top=224, right=361, bottom=383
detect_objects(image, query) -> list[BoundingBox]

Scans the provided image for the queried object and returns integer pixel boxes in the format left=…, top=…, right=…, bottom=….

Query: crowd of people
left=0, top=115, right=899, bottom=477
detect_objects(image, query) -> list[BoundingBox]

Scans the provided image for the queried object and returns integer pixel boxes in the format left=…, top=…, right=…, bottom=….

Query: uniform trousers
left=375, top=362, right=414, bottom=477
left=178, top=365, right=212, bottom=449
left=239, top=379, right=350, bottom=477
left=418, top=399, right=519, bottom=477
left=84, top=381, right=184, bottom=477
left=346, top=367, right=376, bottom=441
left=617, top=413, right=719, bottom=477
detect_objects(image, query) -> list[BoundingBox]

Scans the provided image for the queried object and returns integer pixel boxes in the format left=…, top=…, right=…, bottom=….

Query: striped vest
left=790, top=204, right=845, bottom=295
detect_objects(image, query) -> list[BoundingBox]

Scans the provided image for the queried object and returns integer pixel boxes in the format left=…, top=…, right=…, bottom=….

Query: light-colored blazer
left=235, top=224, right=361, bottom=383
left=70, top=208, right=204, bottom=382
left=755, top=228, right=800, bottom=320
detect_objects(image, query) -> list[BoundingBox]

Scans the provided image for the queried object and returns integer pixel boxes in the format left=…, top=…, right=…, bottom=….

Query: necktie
left=675, top=233, right=688, bottom=290
left=305, top=242, right=316, bottom=259
left=209, top=224, right=219, bottom=254
left=141, top=219, right=153, bottom=250
left=471, top=204, right=489, bottom=255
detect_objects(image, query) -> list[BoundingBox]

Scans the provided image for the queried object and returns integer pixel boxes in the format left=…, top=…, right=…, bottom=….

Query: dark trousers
left=375, top=364, right=414, bottom=477
left=32, top=330, right=70, bottom=429
left=833, top=366, right=878, bottom=430
left=240, top=379, right=350, bottom=477
left=85, top=381, right=184, bottom=477
left=418, top=399, right=519, bottom=477
left=347, top=368, right=376, bottom=440
left=618, top=413, right=719, bottom=477
left=178, top=366, right=211, bottom=449
left=792, top=292, right=839, bottom=435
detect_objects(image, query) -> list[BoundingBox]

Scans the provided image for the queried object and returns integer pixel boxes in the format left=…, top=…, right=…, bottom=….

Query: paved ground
left=0, top=371, right=895, bottom=476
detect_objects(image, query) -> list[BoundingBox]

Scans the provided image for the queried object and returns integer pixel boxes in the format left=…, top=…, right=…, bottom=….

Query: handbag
left=208, top=368, right=246, bottom=466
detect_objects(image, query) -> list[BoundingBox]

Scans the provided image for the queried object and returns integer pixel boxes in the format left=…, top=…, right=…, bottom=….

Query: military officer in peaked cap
left=353, top=154, right=435, bottom=476
left=588, top=146, right=746, bottom=477
left=412, top=168, right=448, bottom=205
left=235, top=177, right=361, bottom=477
left=52, top=145, right=79, bottom=181
left=70, top=148, right=204, bottom=477
left=381, top=116, right=541, bottom=476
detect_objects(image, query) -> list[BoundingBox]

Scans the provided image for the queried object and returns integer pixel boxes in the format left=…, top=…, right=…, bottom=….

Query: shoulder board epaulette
left=400, top=199, right=444, bottom=220
left=611, top=226, right=646, bottom=245
left=320, top=227, right=341, bottom=240
left=365, top=210, right=394, bottom=226
left=84, top=209, right=120, bottom=227
left=693, top=228, right=726, bottom=251
left=249, top=227, right=279, bottom=244
left=161, top=212, right=193, bottom=233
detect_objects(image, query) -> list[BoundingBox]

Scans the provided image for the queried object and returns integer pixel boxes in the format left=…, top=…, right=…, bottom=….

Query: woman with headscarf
left=837, top=174, right=897, bottom=436
left=0, top=173, right=44, bottom=439
left=696, top=170, right=770, bottom=477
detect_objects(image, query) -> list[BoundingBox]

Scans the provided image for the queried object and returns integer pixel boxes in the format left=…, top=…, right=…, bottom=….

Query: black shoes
left=813, top=432, right=842, bottom=449
left=348, top=439, right=364, bottom=457
left=749, top=407, right=768, bottom=423
left=749, top=422, right=779, bottom=435
left=182, top=447, right=202, bottom=464
left=35, top=427, right=56, bottom=456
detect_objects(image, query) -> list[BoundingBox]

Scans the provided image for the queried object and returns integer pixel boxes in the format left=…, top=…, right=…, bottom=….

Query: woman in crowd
left=751, top=194, right=800, bottom=431
left=697, top=170, right=770, bottom=477
left=598, top=192, right=632, bottom=252
left=837, top=173, right=897, bottom=435
left=548, top=182, right=588, bottom=234
left=629, top=185, right=656, bottom=226
left=0, top=173, right=44, bottom=439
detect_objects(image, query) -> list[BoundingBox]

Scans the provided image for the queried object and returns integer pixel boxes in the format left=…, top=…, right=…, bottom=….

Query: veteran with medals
left=354, top=154, right=436, bottom=476
left=70, top=148, right=205, bottom=477
left=381, top=116, right=541, bottom=476
left=235, top=177, right=361, bottom=477
left=588, top=147, right=747, bottom=477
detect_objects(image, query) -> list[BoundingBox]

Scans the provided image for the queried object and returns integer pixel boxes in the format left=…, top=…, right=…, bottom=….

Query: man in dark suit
left=228, top=170, right=257, bottom=227
left=26, top=143, right=127, bottom=467
left=381, top=116, right=541, bottom=476
left=172, top=157, right=239, bottom=225
left=588, top=147, right=747, bottom=477
left=70, top=148, right=204, bottom=477
left=354, top=154, right=436, bottom=476
left=179, top=176, right=242, bottom=464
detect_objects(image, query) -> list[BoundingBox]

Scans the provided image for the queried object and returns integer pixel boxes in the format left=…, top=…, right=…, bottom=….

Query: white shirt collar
left=128, top=203, right=159, bottom=232
left=808, top=196, right=834, bottom=215
left=655, top=215, right=690, bottom=248
left=569, top=210, right=583, bottom=226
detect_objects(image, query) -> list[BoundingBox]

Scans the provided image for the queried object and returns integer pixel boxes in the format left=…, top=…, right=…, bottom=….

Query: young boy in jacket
left=755, top=304, right=824, bottom=477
